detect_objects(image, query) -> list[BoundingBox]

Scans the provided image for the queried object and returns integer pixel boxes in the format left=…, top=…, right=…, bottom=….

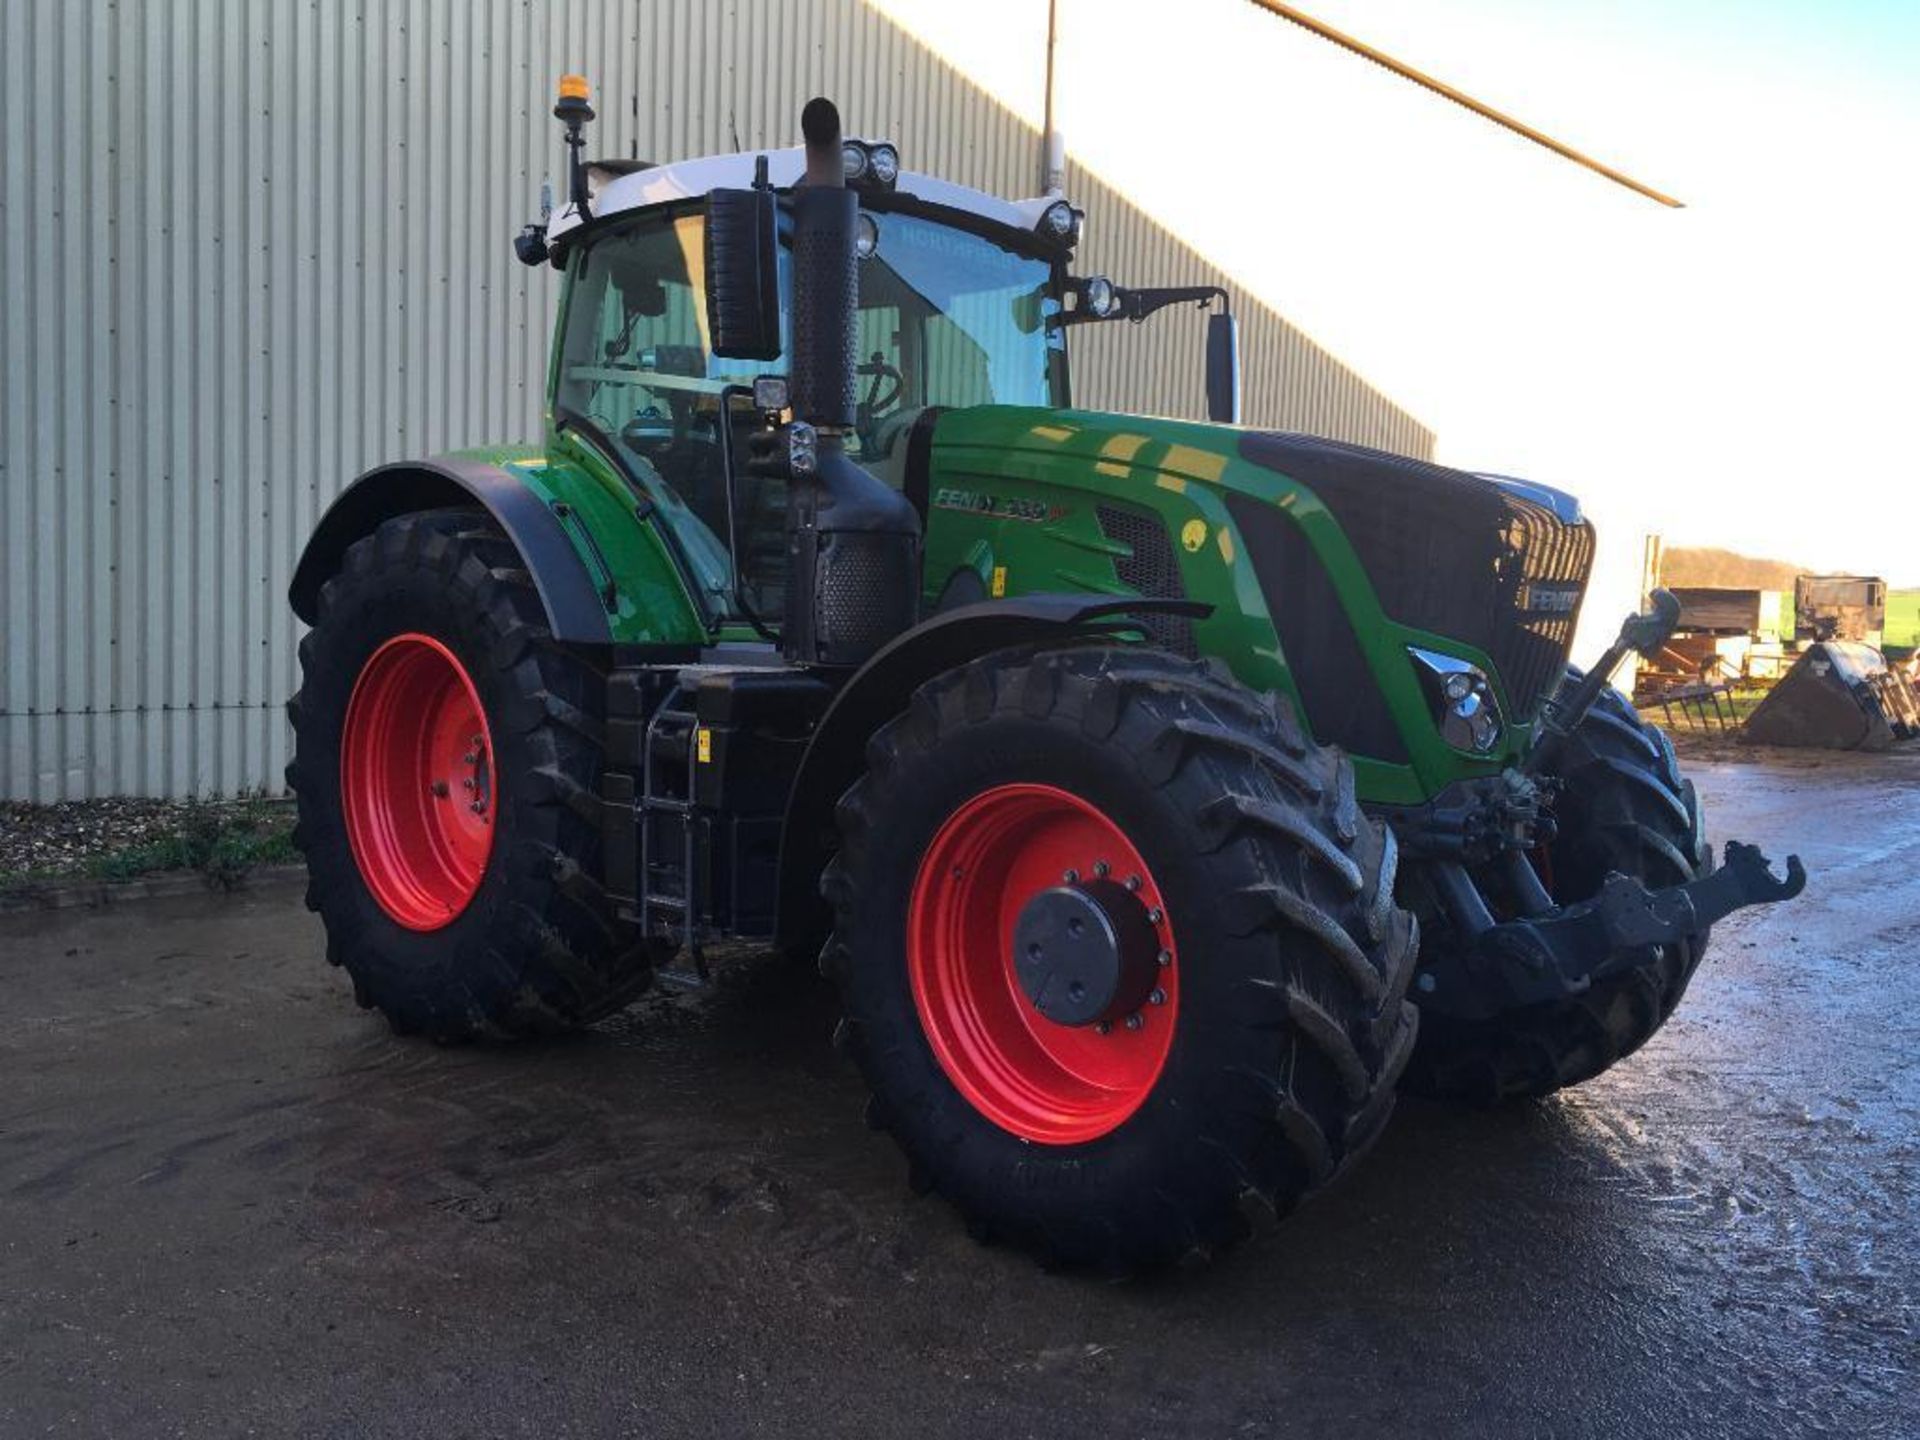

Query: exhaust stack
left=777, top=98, right=921, bottom=667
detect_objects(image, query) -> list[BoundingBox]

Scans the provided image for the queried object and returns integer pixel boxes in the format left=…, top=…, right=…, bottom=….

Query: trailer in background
left=1796, top=575, right=1886, bottom=647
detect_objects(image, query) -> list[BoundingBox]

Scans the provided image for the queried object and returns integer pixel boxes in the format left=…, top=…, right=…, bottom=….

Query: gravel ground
left=0, top=797, right=295, bottom=887
left=0, top=752, right=1913, bottom=1438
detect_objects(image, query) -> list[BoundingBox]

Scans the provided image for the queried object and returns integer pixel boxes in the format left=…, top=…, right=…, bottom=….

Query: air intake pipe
left=778, top=99, right=922, bottom=667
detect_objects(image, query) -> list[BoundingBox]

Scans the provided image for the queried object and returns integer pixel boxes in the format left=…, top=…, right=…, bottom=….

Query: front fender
left=773, top=594, right=1211, bottom=952
left=288, top=457, right=615, bottom=643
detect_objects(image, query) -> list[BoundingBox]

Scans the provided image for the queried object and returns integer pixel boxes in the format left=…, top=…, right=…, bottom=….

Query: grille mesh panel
left=1096, top=505, right=1196, bottom=657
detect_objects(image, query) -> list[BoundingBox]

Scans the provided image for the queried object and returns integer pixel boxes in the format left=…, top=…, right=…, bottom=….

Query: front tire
left=821, top=648, right=1419, bottom=1271
left=288, top=508, right=656, bottom=1040
left=1404, top=677, right=1713, bottom=1103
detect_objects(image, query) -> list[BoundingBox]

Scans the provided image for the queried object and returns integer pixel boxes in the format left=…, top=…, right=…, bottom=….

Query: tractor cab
left=532, top=140, right=1236, bottom=629
left=542, top=160, right=1070, bottom=621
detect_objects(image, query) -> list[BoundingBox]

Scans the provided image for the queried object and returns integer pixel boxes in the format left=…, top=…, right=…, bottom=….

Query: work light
left=1041, top=200, right=1075, bottom=238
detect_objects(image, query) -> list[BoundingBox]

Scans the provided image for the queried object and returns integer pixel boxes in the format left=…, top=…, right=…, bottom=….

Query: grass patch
left=0, top=797, right=297, bottom=894
left=88, top=801, right=297, bottom=887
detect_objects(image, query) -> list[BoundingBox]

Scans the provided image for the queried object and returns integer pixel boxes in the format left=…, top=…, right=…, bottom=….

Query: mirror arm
left=1116, top=284, right=1230, bottom=323
left=1053, top=283, right=1230, bottom=328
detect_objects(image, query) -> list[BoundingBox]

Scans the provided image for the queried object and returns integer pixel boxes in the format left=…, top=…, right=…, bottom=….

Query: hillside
left=1659, top=546, right=1805, bottom=591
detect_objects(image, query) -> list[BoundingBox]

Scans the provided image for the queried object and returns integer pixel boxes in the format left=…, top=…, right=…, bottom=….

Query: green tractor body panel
left=468, top=383, right=1567, bottom=808
left=458, top=440, right=711, bottom=647
left=918, top=406, right=1526, bottom=805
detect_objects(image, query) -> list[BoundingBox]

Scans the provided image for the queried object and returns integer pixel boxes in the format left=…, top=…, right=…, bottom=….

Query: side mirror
left=705, top=187, right=782, bottom=361
left=1205, top=310, right=1240, bottom=425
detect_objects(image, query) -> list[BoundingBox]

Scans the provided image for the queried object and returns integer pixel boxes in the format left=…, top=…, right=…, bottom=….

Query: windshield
left=553, top=205, right=1065, bottom=617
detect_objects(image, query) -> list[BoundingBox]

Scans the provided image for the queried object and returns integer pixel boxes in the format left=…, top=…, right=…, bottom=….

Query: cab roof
left=543, top=144, right=1067, bottom=246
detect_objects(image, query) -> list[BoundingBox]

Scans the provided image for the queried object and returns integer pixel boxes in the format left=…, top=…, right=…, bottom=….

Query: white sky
left=868, top=0, right=1920, bottom=618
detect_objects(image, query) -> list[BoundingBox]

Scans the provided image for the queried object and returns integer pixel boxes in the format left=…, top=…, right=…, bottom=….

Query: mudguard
left=288, top=457, right=614, bottom=644
left=772, top=594, right=1212, bottom=951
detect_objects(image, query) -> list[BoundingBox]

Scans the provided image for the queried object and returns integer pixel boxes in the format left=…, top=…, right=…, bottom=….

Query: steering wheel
left=857, top=351, right=905, bottom=417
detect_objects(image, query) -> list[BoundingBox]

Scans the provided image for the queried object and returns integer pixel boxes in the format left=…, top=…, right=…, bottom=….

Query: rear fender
left=773, top=594, right=1211, bottom=953
left=289, top=457, right=616, bottom=643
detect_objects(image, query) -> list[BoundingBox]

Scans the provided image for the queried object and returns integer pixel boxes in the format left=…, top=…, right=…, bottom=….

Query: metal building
left=0, top=0, right=1433, bottom=801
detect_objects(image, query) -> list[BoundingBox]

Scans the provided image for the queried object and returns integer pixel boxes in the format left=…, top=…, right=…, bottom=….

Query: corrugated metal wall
left=1, top=0, right=1433, bottom=800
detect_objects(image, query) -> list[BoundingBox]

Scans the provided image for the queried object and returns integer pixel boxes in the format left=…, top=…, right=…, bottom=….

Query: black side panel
left=288, top=457, right=614, bottom=644
left=1095, top=504, right=1197, bottom=657
left=1224, top=490, right=1409, bottom=763
left=900, top=405, right=948, bottom=527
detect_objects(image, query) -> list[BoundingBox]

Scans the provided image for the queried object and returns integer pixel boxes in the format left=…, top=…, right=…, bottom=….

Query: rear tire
left=1403, top=677, right=1712, bottom=1103
left=287, top=507, right=657, bottom=1039
left=821, top=647, right=1419, bottom=1271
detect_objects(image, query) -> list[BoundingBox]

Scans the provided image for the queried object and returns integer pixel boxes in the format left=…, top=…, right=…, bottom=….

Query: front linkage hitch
left=1421, top=841, right=1806, bottom=1020
left=1525, top=586, right=1683, bottom=779
left=1401, top=589, right=1807, bottom=1020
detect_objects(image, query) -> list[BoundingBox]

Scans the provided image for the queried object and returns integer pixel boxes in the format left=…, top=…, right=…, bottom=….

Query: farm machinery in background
left=1634, top=569, right=1920, bottom=750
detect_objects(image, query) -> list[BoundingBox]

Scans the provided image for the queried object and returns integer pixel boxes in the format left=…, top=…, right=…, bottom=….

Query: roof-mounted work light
left=838, top=138, right=900, bottom=192
left=1037, top=198, right=1083, bottom=248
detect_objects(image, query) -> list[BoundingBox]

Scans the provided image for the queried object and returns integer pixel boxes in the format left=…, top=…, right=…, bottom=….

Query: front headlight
left=1408, top=647, right=1504, bottom=754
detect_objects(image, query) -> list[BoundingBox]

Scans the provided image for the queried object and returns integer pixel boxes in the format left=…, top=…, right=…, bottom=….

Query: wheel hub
left=906, top=783, right=1179, bottom=1145
left=1013, top=879, right=1160, bottom=1027
left=340, top=633, right=496, bottom=931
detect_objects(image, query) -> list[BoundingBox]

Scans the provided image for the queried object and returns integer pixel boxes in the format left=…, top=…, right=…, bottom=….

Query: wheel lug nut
left=462, top=752, right=477, bottom=764
left=1156, top=948, right=1171, bottom=967
left=1149, top=988, right=1166, bottom=1006
left=463, top=778, right=475, bottom=790
left=1125, top=1013, right=1144, bottom=1031
left=1096, top=1020, right=1111, bottom=1035
left=469, top=802, right=484, bottom=815
left=1147, top=907, right=1163, bottom=925
left=1093, top=860, right=1110, bottom=878
left=1063, top=868, right=1079, bottom=884
left=1125, top=874, right=1142, bottom=892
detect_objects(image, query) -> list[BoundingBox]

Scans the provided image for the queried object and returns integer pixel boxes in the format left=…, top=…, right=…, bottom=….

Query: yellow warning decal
left=1180, top=519, right=1208, bottom=553
left=696, top=727, right=712, bottom=764
left=990, top=566, right=1007, bottom=597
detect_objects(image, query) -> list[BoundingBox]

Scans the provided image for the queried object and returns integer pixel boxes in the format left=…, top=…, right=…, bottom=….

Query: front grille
left=1096, top=505, right=1196, bottom=656
left=1237, top=432, right=1595, bottom=723
left=1498, top=502, right=1596, bottom=725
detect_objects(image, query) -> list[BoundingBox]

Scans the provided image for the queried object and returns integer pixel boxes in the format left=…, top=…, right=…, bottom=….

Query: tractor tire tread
left=287, top=506, right=658, bottom=1041
left=822, top=645, right=1418, bottom=1271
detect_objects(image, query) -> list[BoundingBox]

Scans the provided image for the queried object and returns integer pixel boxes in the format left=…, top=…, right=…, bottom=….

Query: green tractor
left=287, top=85, right=1803, bottom=1269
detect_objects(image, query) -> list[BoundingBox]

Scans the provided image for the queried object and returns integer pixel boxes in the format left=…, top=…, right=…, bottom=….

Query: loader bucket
left=1742, top=641, right=1918, bottom=750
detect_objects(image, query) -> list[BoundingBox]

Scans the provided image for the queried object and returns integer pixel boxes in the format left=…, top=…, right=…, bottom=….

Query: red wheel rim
left=908, top=784, right=1179, bottom=1145
left=340, top=633, right=497, bottom=931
